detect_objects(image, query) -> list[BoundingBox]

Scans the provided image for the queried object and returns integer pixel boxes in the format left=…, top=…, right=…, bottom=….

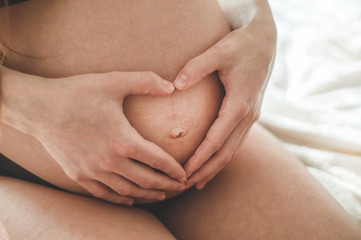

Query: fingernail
left=174, top=74, right=188, bottom=89
left=157, top=193, right=167, bottom=200
left=196, top=182, right=207, bottom=190
left=163, top=80, right=175, bottom=92
left=178, top=175, right=187, bottom=183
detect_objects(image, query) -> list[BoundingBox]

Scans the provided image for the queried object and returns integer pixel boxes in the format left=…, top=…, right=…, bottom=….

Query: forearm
left=0, top=65, right=44, bottom=135
left=217, top=0, right=277, bottom=57
left=217, top=0, right=275, bottom=30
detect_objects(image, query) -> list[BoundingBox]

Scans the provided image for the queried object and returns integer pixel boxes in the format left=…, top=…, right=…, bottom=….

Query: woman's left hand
left=173, top=5, right=277, bottom=189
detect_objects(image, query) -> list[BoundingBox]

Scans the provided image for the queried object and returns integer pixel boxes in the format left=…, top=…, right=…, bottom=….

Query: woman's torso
left=0, top=0, right=230, bottom=189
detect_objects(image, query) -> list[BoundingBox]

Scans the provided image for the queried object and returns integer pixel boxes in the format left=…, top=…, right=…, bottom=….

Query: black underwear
left=0, top=152, right=59, bottom=189
left=0, top=0, right=28, bottom=7
left=0, top=153, right=168, bottom=212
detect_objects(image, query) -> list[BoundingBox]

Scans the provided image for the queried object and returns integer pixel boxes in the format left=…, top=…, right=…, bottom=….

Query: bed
left=258, top=0, right=361, bottom=226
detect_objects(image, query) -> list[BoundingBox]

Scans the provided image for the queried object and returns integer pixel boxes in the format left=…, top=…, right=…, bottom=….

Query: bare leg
left=0, top=176, right=175, bottom=240
left=158, top=124, right=361, bottom=240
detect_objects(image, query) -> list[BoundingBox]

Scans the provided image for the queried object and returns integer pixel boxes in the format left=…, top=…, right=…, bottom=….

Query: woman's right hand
left=1, top=68, right=187, bottom=205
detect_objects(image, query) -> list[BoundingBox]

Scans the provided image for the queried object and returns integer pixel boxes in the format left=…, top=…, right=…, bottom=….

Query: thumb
left=117, top=71, right=175, bottom=97
left=174, top=45, right=221, bottom=90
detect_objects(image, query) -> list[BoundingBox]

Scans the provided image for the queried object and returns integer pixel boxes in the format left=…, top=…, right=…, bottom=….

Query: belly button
left=170, top=127, right=187, bottom=139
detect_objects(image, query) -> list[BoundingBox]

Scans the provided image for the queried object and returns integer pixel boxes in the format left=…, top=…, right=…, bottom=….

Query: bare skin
left=0, top=177, right=176, bottom=240
left=0, top=0, right=360, bottom=239
left=1, top=125, right=360, bottom=239
left=158, top=125, right=361, bottom=239
left=178, top=0, right=277, bottom=189
left=0, top=0, right=227, bottom=203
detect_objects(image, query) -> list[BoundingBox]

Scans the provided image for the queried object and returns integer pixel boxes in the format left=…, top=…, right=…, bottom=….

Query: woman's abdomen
left=0, top=0, right=230, bottom=188
left=123, top=72, right=224, bottom=164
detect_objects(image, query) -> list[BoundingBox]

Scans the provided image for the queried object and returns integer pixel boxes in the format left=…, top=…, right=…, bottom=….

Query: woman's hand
left=1, top=68, right=187, bottom=205
left=173, top=1, right=277, bottom=189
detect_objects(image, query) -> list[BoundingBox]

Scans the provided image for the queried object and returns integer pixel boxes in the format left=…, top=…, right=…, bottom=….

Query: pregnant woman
left=1, top=0, right=360, bottom=239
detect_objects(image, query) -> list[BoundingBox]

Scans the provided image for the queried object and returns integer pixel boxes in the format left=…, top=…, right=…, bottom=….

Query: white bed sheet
left=260, top=0, right=361, bottom=225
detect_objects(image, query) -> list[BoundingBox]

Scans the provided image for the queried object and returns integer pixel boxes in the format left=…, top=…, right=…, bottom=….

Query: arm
left=0, top=65, right=187, bottom=204
left=174, top=0, right=277, bottom=188
left=217, top=0, right=257, bottom=29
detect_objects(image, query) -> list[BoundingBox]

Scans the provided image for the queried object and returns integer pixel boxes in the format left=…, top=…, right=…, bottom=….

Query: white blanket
left=260, top=0, right=361, bottom=225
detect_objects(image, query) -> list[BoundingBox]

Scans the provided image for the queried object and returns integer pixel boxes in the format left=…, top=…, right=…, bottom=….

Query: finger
left=194, top=178, right=211, bottom=190
left=191, top=118, right=254, bottom=189
left=78, top=179, right=134, bottom=206
left=109, top=71, right=175, bottom=97
left=187, top=115, right=254, bottom=188
left=128, top=134, right=187, bottom=183
left=117, top=159, right=186, bottom=191
left=184, top=95, right=247, bottom=177
left=98, top=173, right=167, bottom=201
left=174, top=44, right=222, bottom=90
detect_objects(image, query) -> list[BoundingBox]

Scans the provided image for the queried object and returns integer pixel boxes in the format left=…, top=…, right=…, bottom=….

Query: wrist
left=235, top=1, right=277, bottom=50
left=1, top=66, right=45, bottom=135
left=219, top=0, right=275, bottom=32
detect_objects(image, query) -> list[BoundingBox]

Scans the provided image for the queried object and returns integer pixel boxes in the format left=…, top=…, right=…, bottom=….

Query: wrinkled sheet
left=260, top=0, right=361, bottom=225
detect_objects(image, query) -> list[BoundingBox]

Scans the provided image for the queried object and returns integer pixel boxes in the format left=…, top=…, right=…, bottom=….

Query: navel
left=170, top=127, right=187, bottom=139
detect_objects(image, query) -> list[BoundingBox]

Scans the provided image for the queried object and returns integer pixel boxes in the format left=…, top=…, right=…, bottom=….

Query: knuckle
left=220, top=155, right=232, bottom=165
left=215, top=41, right=234, bottom=59
left=94, top=188, right=109, bottom=199
left=183, top=59, right=198, bottom=76
left=137, top=179, right=149, bottom=188
left=208, top=140, right=222, bottom=152
left=88, top=167, right=102, bottom=178
left=229, top=111, right=241, bottom=124
left=125, top=145, right=136, bottom=157
left=187, top=58, right=207, bottom=78
left=119, top=188, right=132, bottom=196
left=125, top=189, right=134, bottom=196
left=115, top=143, right=135, bottom=157
left=187, top=58, right=200, bottom=70
left=151, top=157, right=165, bottom=169
left=140, top=179, right=156, bottom=189
left=204, top=134, right=222, bottom=152
left=236, top=105, right=249, bottom=118
left=204, top=130, right=217, bottom=141
left=67, top=171, right=84, bottom=182
left=139, top=182, right=150, bottom=189
left=147, top=179, right=158, bottom=188
left=145, top=71, right=158, bottom=81
left=98, top=156, right=114, bottom=170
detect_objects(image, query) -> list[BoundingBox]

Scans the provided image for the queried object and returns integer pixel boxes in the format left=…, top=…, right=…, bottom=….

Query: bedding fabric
left=260, top=0, right=361, bottom=225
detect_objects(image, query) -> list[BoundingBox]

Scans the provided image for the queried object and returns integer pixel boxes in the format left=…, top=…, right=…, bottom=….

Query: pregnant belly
left=123, top=73, right=224, bottom=164
left=0, top=0, right=230, bottom=194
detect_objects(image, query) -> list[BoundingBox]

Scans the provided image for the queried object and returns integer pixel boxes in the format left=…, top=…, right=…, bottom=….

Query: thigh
left=0, top=124, right=87, bottom=195
left=0, top=176, right=175, bottom=240
left=157, top=124, right=361, bottom=240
